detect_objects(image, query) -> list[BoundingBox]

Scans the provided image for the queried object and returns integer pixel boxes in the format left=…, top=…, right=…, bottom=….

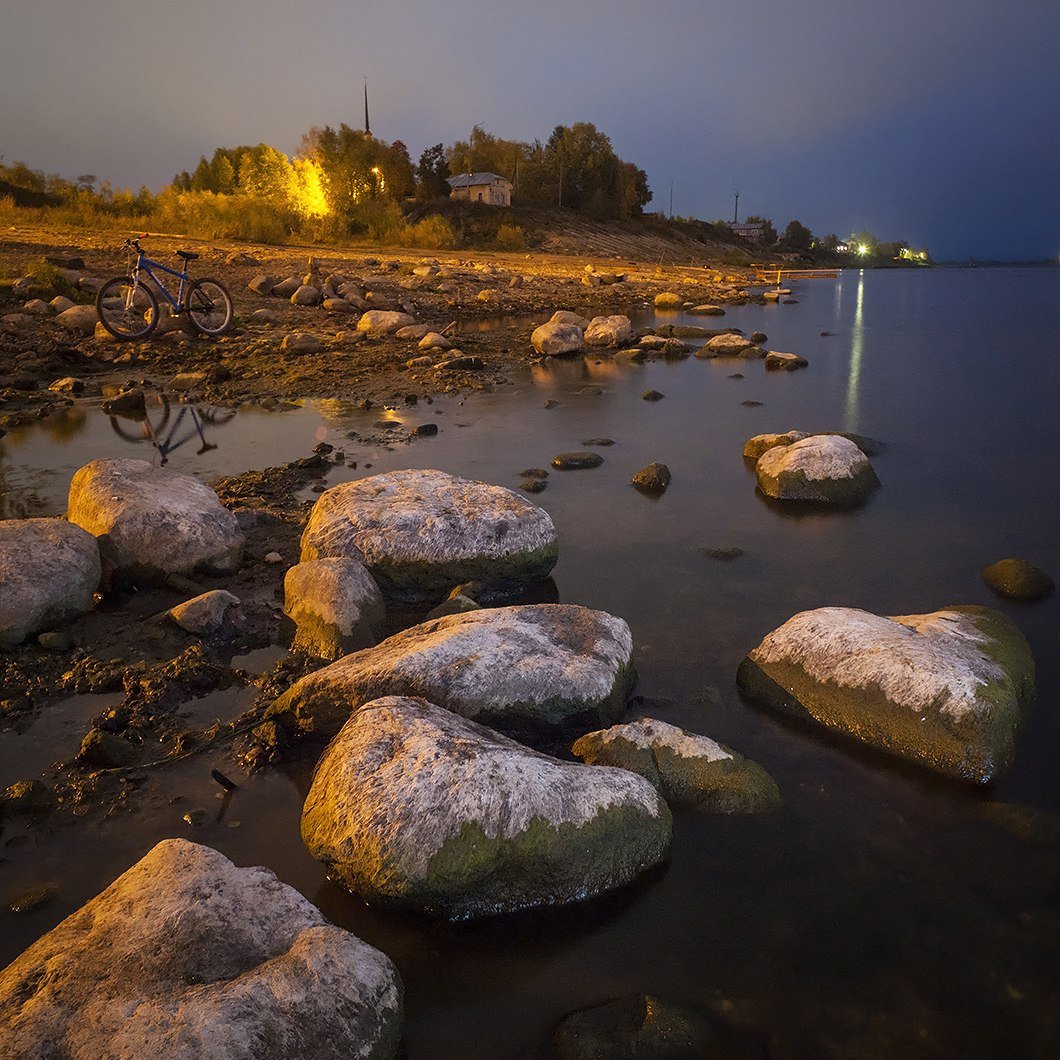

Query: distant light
left=857, top=243, right=870, bottom=256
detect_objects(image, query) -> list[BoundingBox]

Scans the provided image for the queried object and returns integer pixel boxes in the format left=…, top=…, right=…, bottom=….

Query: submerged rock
left=270, top=603, right=636, bottom=742
left=0, top=839, right=403, bottom=1059
left=284, top=558, right=386, bottom=660
left=0, top=518, right=101, bottom=647
left=737, top=605, right=1035, bottom=783
left=572, top=718, right=779, bottom=812
left=532, top=321, right=585, bottom=356
left=68, top=459, right=244, bottom=581
left=755, top=435, right=879, bottom=505
left=300, top=469, right=557, bottom=603
left=301, top=697, right=671, bottom=918
left=695, top=333, right=755, bottom=357
left=765, top=350, right=808, bottom=371
left=981, top=558, right=1054, bottom=601
left=631, top=463, right=671, bottom=496
left=552, top=451, right=603, bottom=470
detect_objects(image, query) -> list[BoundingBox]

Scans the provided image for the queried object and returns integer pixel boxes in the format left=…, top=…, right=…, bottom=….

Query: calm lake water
left=2, top=268, right=1058, bottom=1057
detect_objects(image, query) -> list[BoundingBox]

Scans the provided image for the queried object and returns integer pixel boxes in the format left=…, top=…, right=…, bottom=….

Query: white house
left=448, top=172, right=512, bottom=206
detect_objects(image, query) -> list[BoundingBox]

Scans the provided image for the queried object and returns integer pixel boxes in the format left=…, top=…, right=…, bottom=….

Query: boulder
left=981, top=558, right=1054, bottom=601
left=271, top=276, right=302, bottom=298
left=572, top=718, right=780, bottom=812
left=549, top=310, right=591, bottom=330
left=300, top=697, right=671, bottom=918
left=356, top=310, right=416, bottom=336
left=270, top=603, right=635, bottom=742
left=247, top=274, right=277, bottom=295
left=695, top=333, right=754, bottom=357
left=291, top=284, right=322, bottom=306
left=54, top=304, right=99, bottom=335
left=765, top=350, right=808, bottom=371
left=584, top=315, right=633, bottom=348
left=49, top=295, right=76, bottom=313
left=0, top=839, right=403, bottom=1059
left=299, top=469, right=557, bottom=603
left=284, top=558, right=386, bottom=660
left=395, top=323, right=433, bottom=340
left=49, top=376, right=85, bottom=394
left=250, top=308, right=279, bottom=324
left=743, top=430, right=808, bottom=460
left=737, top=605, right=1035, bottom=783
left=532, top=321, right=585, bottom=356
left=67, top=459, right=244, bottom=581
left=630, top=462, right=671, bottom=496
left=653, top=292, right=684, bottom=309
left=552, top=451, right=603, bottom=470
left=755, top=434, right=879, bottom=505
left=23, top=298, right=51, bottom=315
left=0, top=518, right=101, bottom=647
left=687, top=304, right=725, bottom=316
left=282, top=332, right=323, bottom=355
left=322, top=297, right=353, bottom=313
left=418, top=331, right=452, bottom=350
left=165, top=589, right=241, bottom=637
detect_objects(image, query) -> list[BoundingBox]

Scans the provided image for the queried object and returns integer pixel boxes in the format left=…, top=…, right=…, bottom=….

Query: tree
left=782, top=219, right=814, bottom=251
left=417, top=144, right=450, bottom=199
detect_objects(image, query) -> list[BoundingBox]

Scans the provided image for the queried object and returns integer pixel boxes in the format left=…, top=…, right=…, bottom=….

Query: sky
left=1, top=0, right=1058, bottom=260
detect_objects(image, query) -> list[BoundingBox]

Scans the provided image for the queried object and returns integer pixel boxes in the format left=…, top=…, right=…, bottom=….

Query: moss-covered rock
left=299, top=469, right=557, bottom=604
left=284, top=558, right=385, bottom=660
left=301, top=697, right=671, bottom=919
left=572, top=717, right=779, bottom=812
left=755, top=435, right=879, bottom=506
left=270, top=603, right=636, bottom=743
left=737, top=605, right=1035, bottom=783
left=981, top=557, right=1054, bottom=601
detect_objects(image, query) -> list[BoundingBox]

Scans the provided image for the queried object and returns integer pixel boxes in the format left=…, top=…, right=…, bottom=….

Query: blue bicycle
left=96, top=235, right=233, bottom=340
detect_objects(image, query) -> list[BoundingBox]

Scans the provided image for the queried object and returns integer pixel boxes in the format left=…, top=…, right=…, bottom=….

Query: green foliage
left=153, top=189, right=295, bottom=243
left=781, top=219, right=814, bottom=251
left=494, top=223, right=525, bottom=250
left=23, top=257, right=76, bottom=297
left=403, top=215, right=458, bottom=249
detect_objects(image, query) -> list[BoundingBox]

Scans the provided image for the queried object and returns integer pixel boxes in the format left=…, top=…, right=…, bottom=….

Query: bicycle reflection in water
left=109, top=395, right=235, bottom=466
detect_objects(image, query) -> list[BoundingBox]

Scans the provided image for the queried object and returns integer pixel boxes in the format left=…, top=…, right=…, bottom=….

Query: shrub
left=494, top=223, right=525, bottom=250
left=403, top=215, right=458, bottom=249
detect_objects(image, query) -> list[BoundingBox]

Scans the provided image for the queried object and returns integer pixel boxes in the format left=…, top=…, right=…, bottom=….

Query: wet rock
left=696, top=333, right=757, bottom=358
left=282, top=332, right=323, bottom=355
left=68, top=459, right=244, bottom=581
left=981, top=558, right=1054, bottom=601
left=631, top=463, right=671, bottom=495
left=572, top=717, right=780, bottom=812
left=552, top=451, right=603, bottom=470
left=54, top=304, right=98, bottom=335
left=102, top=388, right=147, bottom=418
left=271, top=275, right=302, bottom=298
left=521, top=478, right=547, bottom=493
left=424, top=593, right=482, bottom=620
left=48, top=376, right=85, bottom=394
left=435, top=355, right=483, bottom=371
left=751, top=331, right=768, bottom=343
left=357, top=310, right=416, bottom=336
left=271, top=603, right=635, bottom=743
left=532, top=321, right=585, bottom=356
left=581, top=439, right=614, bottom=447
left=765, top=350, right=808, bottom=371
left=301, top=697, right=671, bottom=918
left=653, top=292, right=684, bottom=309
left=755, top=435, right=879, bottom=505
left=1, top=780, right=54, bottom=816
left=0, top=518, right=101, bottom=647
left=248, top=274, right=277, bottom=295
left=742, top=430, right=808, bottom=459
left=584, top=315, right=633, bottom=348
left=300, top=469, right=557, bottom=603
left=284, top=558, right=386, bottom=660
left=737, top=605, right=1035, bottom=783
left=549, top=310, right=592, bottom=330
left=550, top=994, right=750, bottom=1059
left=165, top=589, right=242, bottom=637
left=0, top=839, right=403, bottom=1059
left=520, top=468, right=550, bottom=479
left=413, top=422, right=439, bottom=437
left=169, top=371, right=207, bottom=393
left=8, top=884, right=57, bottom=915
left=704, top=547, right=744, bottom=561
left=77, top=727, right=138, bottom=769
left=688, top=304, right=725, bottom=316
left=641, top=389, right=664, bottom=401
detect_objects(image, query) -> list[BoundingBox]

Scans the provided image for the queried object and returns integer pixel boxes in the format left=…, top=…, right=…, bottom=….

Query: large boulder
left=0, top=839, right=403, bottom=1059
left=301, top=697, right=671, bottom=918
left=270, top=603, right=635, bottom=742
left=549, top=310, right=591, bottom=330
left=755, top=434, right=879, bottom=505
left=737, top=605, right=1035, bottom=783
left=742, top=430, right=808, bottom=460
left=572, top=718, right=780, bottom=812
left=695, top=332, right=755, bottom=357
left=356, top=310, right=416, bottom=336
left=532, top=321, right=584, bottom=356
left=68, top=459, right=244, bottom=580
left=981, top=557, right=1054, bottom=601
left=54, top=304, right=98, bottom=335
left=284, top=558, right=386, bottom=660
left=0, top=518, right=101, bottom=647
left=584, top=315, right=633, bottom=348
left=299, top=469, right=557, bottom=603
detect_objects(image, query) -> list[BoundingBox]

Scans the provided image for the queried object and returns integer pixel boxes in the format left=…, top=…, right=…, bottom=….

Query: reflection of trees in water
left=0, top=457, right=53, bottom=519
left=37, top=406, right=89, bottom=443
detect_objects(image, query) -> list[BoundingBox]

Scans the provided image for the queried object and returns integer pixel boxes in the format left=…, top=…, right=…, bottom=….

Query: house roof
left=447, top=172, right=511, bottom=189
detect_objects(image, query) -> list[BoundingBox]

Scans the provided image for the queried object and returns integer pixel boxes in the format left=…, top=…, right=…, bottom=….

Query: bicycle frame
left=130, top=250, right=191, bottom=311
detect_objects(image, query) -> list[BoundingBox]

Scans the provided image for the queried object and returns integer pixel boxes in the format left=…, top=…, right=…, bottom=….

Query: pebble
left=264, top=552, right=282, bottom=564
left=641, top=390, right=665, bottom=401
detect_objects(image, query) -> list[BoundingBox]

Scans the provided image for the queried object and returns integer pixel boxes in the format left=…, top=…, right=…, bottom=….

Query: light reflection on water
left=1, top=268, right=1059, bottom=1058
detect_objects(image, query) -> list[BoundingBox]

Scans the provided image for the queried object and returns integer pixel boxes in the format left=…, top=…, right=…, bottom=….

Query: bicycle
left=96, top=235, right=233, bottom=340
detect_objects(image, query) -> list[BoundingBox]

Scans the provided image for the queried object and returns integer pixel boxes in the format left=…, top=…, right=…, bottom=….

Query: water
left=2, top=268, right=1058, bottom=1057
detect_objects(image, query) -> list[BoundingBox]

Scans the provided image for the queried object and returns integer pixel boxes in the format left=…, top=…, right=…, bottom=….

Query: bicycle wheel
left=185, top=278, right=233, bottom=336
left=96, top=276, right=159, bottom=340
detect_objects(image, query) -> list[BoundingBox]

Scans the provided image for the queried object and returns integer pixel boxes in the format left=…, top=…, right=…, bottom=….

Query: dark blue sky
left=2, top=0, right=1057, bottom=259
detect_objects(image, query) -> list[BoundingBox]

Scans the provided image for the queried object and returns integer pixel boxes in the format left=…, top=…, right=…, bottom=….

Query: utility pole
left=363, top=80, right=370, bottom=136
left=669, top=180, right=674, bottom=220
left=733, top=189, right=739, bottom=224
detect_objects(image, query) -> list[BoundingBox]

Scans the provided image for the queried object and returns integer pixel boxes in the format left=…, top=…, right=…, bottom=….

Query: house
left=726, top=221, right=768, bottom=242
left=448, top=172, right=512, bottom=206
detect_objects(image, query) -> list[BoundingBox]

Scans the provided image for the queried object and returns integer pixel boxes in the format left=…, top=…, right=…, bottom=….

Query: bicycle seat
left=176, top=250, right=200, bottom=261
